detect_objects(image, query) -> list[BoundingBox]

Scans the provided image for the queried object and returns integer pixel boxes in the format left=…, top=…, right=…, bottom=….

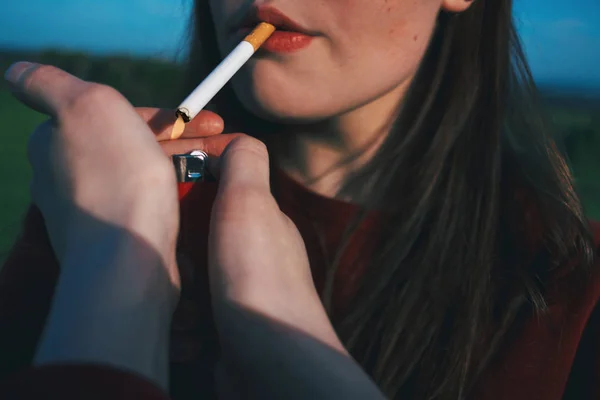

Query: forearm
left=34, top=227, right=176, bottom=390
left=217, top=302, right=386, bottom=400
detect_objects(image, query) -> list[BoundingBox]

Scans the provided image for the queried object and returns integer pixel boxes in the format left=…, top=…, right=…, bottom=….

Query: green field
left=0, top=90, right=46, bottom=262
left=0, top=50, right=599, bottom=263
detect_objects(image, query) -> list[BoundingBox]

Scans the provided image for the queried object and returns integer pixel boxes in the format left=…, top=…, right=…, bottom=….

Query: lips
left=261, top=31, right=314, bottom=53
left=233, top=6, right=316, bottom=53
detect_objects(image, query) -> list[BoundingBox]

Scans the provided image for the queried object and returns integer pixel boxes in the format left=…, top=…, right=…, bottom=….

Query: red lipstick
left=234, top=6, right=316, bottom=53
left=262, top=31, right=313, bottom=53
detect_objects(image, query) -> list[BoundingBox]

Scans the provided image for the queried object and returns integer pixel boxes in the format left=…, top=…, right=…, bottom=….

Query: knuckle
left=20, top=64, right=58, bottom=91
left=236, top=185, right=271, bottom=204
left=215, top=185, right=274, bottom=217
left=62, top=83, right=122, bottom=116
left=227, top=136, right=269, bottom=160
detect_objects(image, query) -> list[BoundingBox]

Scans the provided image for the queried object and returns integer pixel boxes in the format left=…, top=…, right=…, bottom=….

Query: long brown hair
left=186, top=1, right=595, bottom=398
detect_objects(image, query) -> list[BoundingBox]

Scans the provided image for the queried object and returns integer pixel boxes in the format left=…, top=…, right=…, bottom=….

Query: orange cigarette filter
left=244, top=22, right=277, bottom=51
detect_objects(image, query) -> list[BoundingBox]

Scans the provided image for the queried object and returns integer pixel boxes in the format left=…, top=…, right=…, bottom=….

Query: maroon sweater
left=1, top=171, right=599, bottom=399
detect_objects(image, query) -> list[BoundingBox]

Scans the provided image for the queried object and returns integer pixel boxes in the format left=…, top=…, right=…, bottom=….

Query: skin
left=210, top=0, right=473, bottom=196
left=3, top=0, right=475, bottom=395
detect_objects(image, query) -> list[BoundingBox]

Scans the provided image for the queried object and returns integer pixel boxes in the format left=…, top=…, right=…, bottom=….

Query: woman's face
left=209, top=0, right=444, bottom=122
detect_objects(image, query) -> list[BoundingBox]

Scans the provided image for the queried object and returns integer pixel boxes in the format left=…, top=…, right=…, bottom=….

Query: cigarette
left=173, top=22, right=276, bottom=133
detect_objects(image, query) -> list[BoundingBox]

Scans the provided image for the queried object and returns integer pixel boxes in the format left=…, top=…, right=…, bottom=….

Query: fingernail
left=4, top=61, right=35, bottom=84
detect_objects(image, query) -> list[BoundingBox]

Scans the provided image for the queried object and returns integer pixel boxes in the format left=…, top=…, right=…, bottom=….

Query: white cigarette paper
left=176, top=22, right=276, bottom=122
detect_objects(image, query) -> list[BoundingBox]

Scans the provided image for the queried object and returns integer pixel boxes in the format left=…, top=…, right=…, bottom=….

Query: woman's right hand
left=5, top=62, right=245, bottom=387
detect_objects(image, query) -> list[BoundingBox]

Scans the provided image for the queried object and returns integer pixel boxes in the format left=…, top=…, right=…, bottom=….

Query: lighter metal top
left=172, top=150, right=209, bottom=183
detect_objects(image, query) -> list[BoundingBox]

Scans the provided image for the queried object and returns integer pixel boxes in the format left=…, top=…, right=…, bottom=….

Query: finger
left=136, top=108, right=224, bottom=141
left=5, top=62, right=88, bottom=117
left=217, top=136, right=270, bottom=192
left=159, top=134, right=245, bottom=158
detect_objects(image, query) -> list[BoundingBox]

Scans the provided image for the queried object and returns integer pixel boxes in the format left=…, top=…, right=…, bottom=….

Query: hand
left=5, top=62, right=234, bottom=287
left=3, top=62, right=235, bottom=387
left=207, top=137, right=334, bottom=337
left=7, top=63, right=173, bottom=283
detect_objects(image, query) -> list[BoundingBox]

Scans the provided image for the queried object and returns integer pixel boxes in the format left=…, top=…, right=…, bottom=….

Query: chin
left=236, top=89, right=331, bottom=123
left=231, top=63, right=341, bottom=123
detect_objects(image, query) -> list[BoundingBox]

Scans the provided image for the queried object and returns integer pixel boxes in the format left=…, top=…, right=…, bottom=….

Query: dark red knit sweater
left=1, top=171, right=599, bottom=399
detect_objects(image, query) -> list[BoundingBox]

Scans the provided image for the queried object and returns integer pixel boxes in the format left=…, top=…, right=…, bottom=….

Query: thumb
left=210, top=135, right=271, bottom=193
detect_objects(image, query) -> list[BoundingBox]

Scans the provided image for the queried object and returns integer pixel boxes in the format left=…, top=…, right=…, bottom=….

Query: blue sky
left=0, top=0, right=599, bottom=90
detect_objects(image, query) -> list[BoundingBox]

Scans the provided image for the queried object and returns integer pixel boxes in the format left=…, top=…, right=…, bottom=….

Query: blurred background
left=0, top=0, right=598, bottom=263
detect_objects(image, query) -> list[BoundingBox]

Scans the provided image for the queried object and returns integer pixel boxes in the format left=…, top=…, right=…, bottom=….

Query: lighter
left=172, top=150, right=210, bottom=200
left=172, top=150, right=209, bottom=183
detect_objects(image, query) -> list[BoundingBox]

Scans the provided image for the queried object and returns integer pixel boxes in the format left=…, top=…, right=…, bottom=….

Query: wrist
left=66, top=172, right=179, bottom=271
left=36, top=230, right=177, bottom=389
left=62, top=209, right=180, bottom=297
left=218, top=288, right=347, bottom=356
left=215, top=301, right=383, bottom=400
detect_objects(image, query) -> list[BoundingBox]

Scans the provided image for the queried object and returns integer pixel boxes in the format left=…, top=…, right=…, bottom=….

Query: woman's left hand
left=207, top=137, right=337, bottom=340
left=205, top=137, right=386, bottom=399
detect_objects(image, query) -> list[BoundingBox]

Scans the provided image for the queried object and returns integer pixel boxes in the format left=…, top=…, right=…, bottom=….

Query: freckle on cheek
left=414, top=35, right=419, bottom=41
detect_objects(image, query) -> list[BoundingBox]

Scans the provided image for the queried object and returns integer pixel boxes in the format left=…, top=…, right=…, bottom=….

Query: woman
left=1, top=0, right=599, bottom=398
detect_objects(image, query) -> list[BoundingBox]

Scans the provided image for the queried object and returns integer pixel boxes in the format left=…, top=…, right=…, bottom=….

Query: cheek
left=330, top=0, right=439, bottom=60
left=232, top=44, right=421, bottom=121
left=229, top=0, right=440, bottom=120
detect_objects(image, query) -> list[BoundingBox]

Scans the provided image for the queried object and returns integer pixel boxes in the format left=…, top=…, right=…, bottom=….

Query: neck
left=272, top=82, right=409, bottom=200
